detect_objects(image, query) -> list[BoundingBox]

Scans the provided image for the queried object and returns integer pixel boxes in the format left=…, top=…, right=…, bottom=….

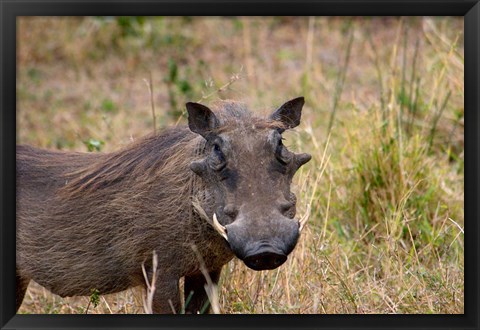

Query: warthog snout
left=224, top=214, right=300, bottom=271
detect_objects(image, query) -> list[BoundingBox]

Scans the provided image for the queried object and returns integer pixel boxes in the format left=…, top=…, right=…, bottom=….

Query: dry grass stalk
left=191, top=245, right=221, bottom=314
left=142, top=250, right=158, bottom=314
left=143, top=72, right=157, bottom=134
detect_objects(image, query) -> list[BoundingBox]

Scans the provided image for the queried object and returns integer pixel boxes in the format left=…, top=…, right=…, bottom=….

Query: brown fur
left=16, top=101, right=288, bottom=314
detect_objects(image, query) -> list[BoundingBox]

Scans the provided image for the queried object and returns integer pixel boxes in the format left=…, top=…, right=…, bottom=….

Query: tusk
left=298, top=204, right=311, bottom=233
left=212, top=213, right=228, bottom=241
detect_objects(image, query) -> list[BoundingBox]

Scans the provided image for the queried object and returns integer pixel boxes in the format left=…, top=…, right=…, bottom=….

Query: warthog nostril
left=243, top=251, right=287, bottom=271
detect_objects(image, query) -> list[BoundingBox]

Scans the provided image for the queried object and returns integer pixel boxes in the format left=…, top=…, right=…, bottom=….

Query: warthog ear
left=270, top=97, right=305, bottom=131
left=186, top=102, right=220, bottom=139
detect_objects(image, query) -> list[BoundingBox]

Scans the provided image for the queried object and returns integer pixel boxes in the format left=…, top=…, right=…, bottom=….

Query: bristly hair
left=60, top=127, right=198, bottom=196
left=210, top=99, right=287, bottom=133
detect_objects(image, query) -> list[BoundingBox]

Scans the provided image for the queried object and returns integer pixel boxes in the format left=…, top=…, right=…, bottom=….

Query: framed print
left=1, top=1, right=478, bottom=329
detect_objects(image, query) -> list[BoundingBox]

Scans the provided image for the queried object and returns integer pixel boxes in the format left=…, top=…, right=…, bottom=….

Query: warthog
left=16, top=97, right=311, bottom=314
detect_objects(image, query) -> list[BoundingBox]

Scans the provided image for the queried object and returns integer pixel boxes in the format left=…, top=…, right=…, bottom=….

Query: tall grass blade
left=327, top=21, right=354, bottom=136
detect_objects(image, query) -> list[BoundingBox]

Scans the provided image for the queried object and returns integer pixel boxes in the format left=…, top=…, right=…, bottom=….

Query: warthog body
left=16, top=97, right=311, bottom=313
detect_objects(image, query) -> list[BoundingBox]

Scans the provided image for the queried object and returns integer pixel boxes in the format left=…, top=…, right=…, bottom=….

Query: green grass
left=16, top=16, right=464, bottom=314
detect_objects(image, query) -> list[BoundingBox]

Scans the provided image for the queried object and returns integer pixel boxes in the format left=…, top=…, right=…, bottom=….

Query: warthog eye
left=211, top=143, right=227, bottom=171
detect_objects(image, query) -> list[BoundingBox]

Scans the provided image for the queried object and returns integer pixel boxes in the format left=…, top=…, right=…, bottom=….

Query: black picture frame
left=1, top=1, right=478, bottom=329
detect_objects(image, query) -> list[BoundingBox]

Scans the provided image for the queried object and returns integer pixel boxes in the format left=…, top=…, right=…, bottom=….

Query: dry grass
left=16, top=16, right=463, bottom=314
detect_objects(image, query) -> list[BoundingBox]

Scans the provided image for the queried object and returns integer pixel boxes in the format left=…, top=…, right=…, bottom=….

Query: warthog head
left=187, top=97, right=311, bottom=271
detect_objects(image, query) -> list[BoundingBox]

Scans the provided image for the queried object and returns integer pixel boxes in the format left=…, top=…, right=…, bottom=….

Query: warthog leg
left=184, top=268, right=222, bottom=314
left=16, top=268, right=30, bottom=313
left=150, top=276, right=181, bottom=314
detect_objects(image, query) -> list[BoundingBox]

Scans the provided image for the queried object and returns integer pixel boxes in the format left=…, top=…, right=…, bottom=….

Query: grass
left=16, top=16, right=464, bottom=314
